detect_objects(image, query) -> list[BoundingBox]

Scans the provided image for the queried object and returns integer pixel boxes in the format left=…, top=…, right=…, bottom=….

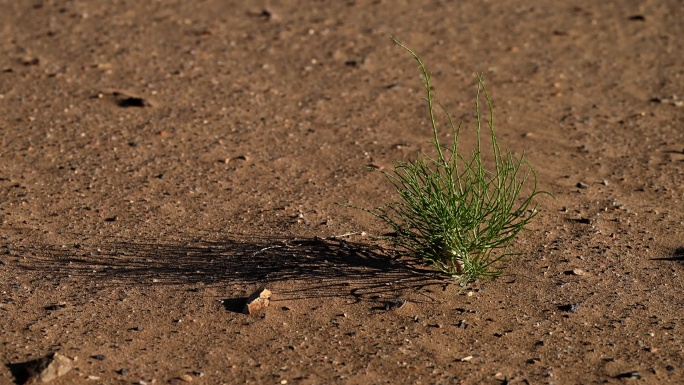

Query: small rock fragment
left=564, top=268, right=586, bottom=276
left=577, top=182, right=589, bottom=189
left=16, top=352, right=73, bottom=384
left=558, top=303, right=582, bottom=313
left=615, top=371, right=641, bottom=379
left=180, top=373, right=194, bottom=382
left=243, top=288, right=272, bottom=314
left=44, top=303, right=67, bottom=311
left=384, top=299, right=406, bottom=310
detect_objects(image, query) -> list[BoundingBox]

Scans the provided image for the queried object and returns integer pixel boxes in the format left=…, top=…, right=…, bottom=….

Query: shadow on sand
left=16, top=235, right=448, bottom=304
left=651, top=246, right=684, bottom=262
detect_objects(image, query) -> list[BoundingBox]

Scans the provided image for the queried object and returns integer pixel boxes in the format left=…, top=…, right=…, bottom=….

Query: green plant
left=361, top=37, right=548, bottom=285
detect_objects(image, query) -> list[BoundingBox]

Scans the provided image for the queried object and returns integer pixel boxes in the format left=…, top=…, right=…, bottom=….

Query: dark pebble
left=44, top=303, right=67, bottom=311
left=117, top=368, right=129, bottom=375
left=385, top=299, right=406, bottom=311
left=576, top=182, right=589, bottom=189
left=558, top=303, right=582, bottom=313
left=91, top=354, right=107, bottom=361
left=117, top=97, right=149, bottom=108
left=614, top=371, right=641, bottom=379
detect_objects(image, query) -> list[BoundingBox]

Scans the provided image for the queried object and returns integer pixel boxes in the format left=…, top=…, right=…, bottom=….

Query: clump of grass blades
left=363, top=37, right=548, bottom=285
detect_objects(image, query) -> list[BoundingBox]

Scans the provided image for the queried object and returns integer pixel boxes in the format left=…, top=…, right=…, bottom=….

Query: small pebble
left=384, top=300, right=406, bottom=310
left=558, top=303, right=582, bottom=313
left=577, top=182, right=589, bottom=189
left=91, top=354, right=106, bottom=361
left=614, top=371, right=641, bottom=379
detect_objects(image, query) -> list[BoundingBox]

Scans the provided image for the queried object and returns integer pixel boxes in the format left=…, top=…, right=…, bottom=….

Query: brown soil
left=1, top=1, right=683, bottom=384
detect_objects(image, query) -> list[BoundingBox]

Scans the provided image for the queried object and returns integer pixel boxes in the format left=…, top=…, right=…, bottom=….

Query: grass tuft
left=357, top=37, right=550, bottom=286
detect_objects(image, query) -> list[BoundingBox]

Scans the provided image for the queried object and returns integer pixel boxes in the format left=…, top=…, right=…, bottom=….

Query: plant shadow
left=651, top=246, right=684, bottom=263
left=17, top=235, right=447, bottom=304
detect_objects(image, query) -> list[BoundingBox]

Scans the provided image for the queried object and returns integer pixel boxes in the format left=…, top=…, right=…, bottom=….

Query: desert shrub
left=359, top=38, right=549, bottom=285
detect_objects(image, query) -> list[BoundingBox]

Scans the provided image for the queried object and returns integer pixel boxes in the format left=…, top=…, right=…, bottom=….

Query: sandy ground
left=1, top=0, right=684, bottom=384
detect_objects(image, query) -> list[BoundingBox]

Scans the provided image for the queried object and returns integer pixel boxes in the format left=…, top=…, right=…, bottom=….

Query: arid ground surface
left=1, top=1, right=684, bottom=384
